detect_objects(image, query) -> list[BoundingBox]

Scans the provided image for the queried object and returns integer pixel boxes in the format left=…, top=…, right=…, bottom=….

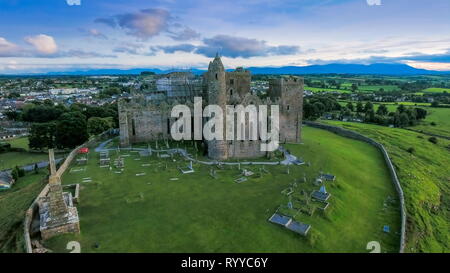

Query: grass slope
left=0, top=152, right=49, bottom=170
left=321, top=121, right=450, bottom=252
left=45, top=127, right=400, bottom=253
left=0, top=172, right=47, bottom=253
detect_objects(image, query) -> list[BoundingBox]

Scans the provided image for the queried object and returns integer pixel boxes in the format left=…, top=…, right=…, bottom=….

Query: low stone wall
left=23, top=182, right=50, bottom=253
left=304, top=121, right=406, bottom=253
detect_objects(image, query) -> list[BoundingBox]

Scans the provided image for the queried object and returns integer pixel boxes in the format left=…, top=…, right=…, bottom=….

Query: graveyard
left=43, top=126, right=401, bottom=253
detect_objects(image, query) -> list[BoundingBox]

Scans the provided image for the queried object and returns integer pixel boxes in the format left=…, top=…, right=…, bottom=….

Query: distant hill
left=3, top=63, right=449, bottom=76
left=245, top=63, right=450, bottom=75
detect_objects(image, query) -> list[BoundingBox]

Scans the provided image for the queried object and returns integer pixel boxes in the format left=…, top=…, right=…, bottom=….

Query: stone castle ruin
left=119, top=55, right=304, bottom=160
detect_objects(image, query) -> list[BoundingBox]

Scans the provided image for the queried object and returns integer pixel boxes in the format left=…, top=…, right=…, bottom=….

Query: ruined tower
left=268, top=77, right=304, bottom=143
left=205, top=53, right=228, bottom=160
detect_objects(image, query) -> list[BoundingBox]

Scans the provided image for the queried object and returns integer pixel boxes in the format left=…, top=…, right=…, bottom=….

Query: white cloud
left=88, top=29, right=108, bottom=39
left=0, top=37, right=21, bottom=57
left=24, top=34, right=58, bottom=55
left=66, top=0, right=81, bottom=6
left=366, top=0, right=381, bottom=6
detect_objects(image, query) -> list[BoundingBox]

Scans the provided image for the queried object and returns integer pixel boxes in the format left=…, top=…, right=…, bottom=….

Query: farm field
left=320, top=120, right=450, bottom=252
left=337, top=101, right=450, bottom=138
left=305, top=86, right=350, bottom=93
left=411, top=107, right=450, bottom=138
left=44, top=127, right=400, bottom=253
left=422, top=88, right=450, bottom=93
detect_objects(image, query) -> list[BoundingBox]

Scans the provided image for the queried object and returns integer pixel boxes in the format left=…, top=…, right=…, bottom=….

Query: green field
left=359, top=85, right=400, bottom=92
left=321, top=120, right=450, bottom=252
left=411, top=107, right=450, bottom=138
left=0, top=152, right=49, bottom=170
left=337, top=101, right=450, bottom=138
left=422, top=88, right=450, bottom=93
left=5, top=137, right=30, bottom=151
left=0, top=172, right=47, bottom=252
left=44, top=127, right=400, bottom=253
left=305, top=87, right=350, bottom=93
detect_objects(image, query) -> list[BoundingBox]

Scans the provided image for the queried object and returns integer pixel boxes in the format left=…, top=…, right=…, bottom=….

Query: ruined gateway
left=119, top=55, right=304, bottom=160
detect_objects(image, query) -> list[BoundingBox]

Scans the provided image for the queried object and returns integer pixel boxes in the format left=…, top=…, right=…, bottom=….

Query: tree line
left=6, top=100, right=118, bottom=150
left=303, top=95, right=428, bottom=128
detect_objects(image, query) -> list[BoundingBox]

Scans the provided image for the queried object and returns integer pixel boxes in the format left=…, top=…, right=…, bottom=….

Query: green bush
left=428, top=137, right=438, bottom=144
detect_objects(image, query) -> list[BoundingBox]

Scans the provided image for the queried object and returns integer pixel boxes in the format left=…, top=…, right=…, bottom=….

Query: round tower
left=206, top=54, right=228, bottom=160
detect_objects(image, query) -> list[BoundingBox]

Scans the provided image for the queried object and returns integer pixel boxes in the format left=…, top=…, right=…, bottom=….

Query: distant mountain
left=3, top=63, right=449, bottom=76
left=245, top=63, right=450, bottom=75
left=42, top=68, right=206, bottom=76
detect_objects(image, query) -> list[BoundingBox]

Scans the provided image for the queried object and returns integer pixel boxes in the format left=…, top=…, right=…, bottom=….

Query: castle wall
left=118, top=57, right=304, bottom=159
left=269, top=77, right=304, bottom=143
left=228, top=141, right=266, bottom=159
left=225, top=70, right=251, bottom=98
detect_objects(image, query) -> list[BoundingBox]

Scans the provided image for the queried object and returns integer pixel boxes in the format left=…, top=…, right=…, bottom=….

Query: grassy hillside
left=0, top=172, right=47, bottom=253
left=321, top=120, right=450, bottom=252
left=45, top=127, right=400, bottom=253
left=411, top=107, right=450, bottom=138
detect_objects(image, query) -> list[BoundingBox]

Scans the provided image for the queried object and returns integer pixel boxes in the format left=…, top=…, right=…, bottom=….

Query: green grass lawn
left=0, top=152, right=49, bottom=170
left=0, top=171, right=47, bottom=253
left=5, top=137, right=30, bottom=151
left=44, top=127, right=400, bottom=253
left=321, top=121, right=450, bottom=252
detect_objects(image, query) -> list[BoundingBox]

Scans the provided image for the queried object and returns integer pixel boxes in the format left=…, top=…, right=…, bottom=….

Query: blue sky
left=0, top=0, right=450, bottom=73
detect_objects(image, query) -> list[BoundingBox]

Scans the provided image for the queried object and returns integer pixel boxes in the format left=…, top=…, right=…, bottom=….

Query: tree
left=428, top=137, right=438, bottom=144
left=55, top=112, right=89, bottom=149
left=87, top=117, right=111, bottom=136
left=351, top=83, right=358, bottom=92
left=364, top=109, right=375, bottom=123
left=414, top=108, right=427, bottom=120
left=303, top=101, right=317, bottom=120
left=364, top=102, right=374, bottom=112
left=376, top=104, right=388, bottom=116
left=21, top=104, right=65, bottom=123
left=397, top=104, right=406, bottom=114
left=28, top=122, right=56, bottom=150
left=11, top=168, right=19, bottom=181
left=4, top=110, right=20, bottom=121
left=346, top=102, right=354, bottom=112
left=399, top=112, right=410, bottom=127
left=356, top=102, right=364, bottom=113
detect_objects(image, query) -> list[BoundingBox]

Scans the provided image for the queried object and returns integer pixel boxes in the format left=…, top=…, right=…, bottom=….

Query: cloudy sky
left=0, top=0, right=450, bottom=74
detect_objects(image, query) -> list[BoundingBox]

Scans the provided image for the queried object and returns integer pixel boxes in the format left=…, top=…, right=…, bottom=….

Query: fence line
left=304, top=121, right=406, bottom=253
